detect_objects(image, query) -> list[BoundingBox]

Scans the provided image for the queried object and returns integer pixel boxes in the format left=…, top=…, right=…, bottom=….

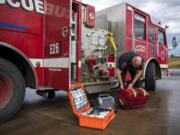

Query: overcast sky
left=83, top=0, right=180, bottom=55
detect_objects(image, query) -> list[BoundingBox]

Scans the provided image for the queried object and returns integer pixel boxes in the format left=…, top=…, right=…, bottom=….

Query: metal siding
left=96, top=3, right=127, bottom=55
left=96, top=14, right=108, bottom=30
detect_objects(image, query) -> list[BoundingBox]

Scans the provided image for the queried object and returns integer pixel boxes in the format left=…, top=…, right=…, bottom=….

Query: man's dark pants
left=121, top=69, right=142, bottom=88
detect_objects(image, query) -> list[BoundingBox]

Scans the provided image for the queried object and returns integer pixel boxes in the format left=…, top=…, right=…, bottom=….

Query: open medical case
left=68, top=83, right=116, bottom=129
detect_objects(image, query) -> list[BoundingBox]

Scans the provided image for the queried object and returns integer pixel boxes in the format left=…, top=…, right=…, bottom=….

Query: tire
left=145, top=62, right=156, bottom=91
left=0, top=58, right=25, bottom=122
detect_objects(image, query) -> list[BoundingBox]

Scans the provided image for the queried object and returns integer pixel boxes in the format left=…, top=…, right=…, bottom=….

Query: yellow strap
left=130, top=89, right=137, bottom=97
left=146, top=91, right=149, bottom=96
left=140, top=88, right=149, bottom=96
left=141, top=88, right=149, bottom=96
left=142, top=89, right=146, bottom=96
left=119, top=99, right=124, bottom=105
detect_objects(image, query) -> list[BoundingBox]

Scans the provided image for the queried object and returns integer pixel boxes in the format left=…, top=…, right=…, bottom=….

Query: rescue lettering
left=0, top=0, right=45, bottom=14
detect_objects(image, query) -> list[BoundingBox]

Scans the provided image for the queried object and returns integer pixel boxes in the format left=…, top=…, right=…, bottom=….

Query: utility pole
left=172, top=37, right=178, bottom=57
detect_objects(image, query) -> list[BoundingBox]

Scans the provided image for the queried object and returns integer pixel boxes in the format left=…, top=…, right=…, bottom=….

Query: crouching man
left=116, top=52, right=144, bottom=89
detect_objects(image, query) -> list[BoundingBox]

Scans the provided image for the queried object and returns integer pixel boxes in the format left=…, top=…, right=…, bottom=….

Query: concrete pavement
left=0, top=69, right=180, bottom=135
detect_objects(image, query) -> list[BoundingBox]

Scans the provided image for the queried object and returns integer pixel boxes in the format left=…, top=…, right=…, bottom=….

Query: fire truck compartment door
left=44, top=0, right=71, bottom=91
left=156, top=30, right=168, bottom=65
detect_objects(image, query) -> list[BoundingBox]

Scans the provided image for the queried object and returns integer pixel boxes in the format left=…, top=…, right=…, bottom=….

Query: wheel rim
left=0, top=73, right=13, bottom=109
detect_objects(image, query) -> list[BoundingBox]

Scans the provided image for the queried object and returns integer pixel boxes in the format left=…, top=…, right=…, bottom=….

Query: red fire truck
left=0, top=0, right=168, bottom=122
left=96, top=3, right=169, bottom=90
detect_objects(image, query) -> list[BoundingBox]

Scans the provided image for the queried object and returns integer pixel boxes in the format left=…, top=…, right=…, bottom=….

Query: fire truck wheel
left=145, top=62, right=156, bottom=91
left=0, top=58, right=25, bottom=122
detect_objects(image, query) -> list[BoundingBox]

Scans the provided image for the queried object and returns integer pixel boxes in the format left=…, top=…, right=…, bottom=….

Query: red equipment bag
left=119, top=88, right=149, bottom=109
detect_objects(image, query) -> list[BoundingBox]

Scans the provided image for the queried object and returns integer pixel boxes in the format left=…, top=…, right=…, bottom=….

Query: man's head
left=132, top=56, right=143, bottom=68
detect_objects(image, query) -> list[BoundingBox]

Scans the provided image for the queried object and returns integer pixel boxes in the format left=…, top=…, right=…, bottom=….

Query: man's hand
left=120, top=84, right=124, bottom=89
left=128, top=83, right=133, bottom=89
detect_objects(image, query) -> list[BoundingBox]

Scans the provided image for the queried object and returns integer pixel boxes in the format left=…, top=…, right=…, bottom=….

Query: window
left=158, top=31, right=165, bottom=45
left=149, top=26, right=155, bottom=43
left=134, top=13, right=146, bottom=40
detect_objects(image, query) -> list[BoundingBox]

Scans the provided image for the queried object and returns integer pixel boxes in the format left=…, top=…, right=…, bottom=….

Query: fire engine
left=96, top=3, right=168, bottom=89
left=0, top=0, right=168, bottom=122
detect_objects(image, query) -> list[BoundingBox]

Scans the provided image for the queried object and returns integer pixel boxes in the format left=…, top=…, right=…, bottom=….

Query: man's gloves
left=120, top=83, right=124, bottom=89
left=110, top=82, right=124, bottom=90
left=110, top=82, right=120, bottom=89
left=110, top=82, right=134, bottom=89
left=128, top=82, right=133, bottom=89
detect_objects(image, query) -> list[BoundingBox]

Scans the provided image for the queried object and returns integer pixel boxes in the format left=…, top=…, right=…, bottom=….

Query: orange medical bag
left=68, top=83, right=116, bottom=129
